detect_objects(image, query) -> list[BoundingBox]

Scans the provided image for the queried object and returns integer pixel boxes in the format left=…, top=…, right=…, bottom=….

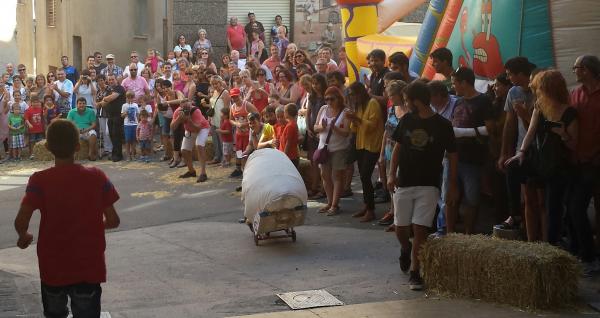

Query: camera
left=182, top=106, right=191, bottom=116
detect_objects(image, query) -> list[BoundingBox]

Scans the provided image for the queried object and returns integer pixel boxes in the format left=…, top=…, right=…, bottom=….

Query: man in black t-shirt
left=388, top=81, right=458, bottom=291
left=99, top=74, right=126, bottom=161
left=448, top=67, right=493, bottom=235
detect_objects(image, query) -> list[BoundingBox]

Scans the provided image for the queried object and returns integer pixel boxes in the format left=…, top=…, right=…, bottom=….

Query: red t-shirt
left=571, top=85, right=600, bottom=163
left=21, top=164, right=119, bottom=286
left=227, top=25, right=246, bottom=51
left=279, top=120, right=299, bottom=160
left=25, top=107, right=44, bottom=133
left=274, top=123, right=285, bottom=141
left=220, top=117, right=233, bottom=143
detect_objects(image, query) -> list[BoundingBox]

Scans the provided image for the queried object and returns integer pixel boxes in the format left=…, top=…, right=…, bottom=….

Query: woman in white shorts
left=172, top=102, right=211, bottom=182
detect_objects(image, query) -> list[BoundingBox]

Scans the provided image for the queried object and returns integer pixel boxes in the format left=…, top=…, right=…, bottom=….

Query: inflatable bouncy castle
left=340, top=0, right=600, bottom=86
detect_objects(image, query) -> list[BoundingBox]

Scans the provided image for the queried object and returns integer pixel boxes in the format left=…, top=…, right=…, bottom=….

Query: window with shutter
left=46, top=0, right=56, bottom=27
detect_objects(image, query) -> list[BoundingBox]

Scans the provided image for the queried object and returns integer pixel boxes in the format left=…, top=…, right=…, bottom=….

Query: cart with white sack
left=242, top=149, right=308, bottom=245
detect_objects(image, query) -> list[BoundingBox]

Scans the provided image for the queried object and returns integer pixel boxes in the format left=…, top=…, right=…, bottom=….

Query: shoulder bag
left=312, top=108, right=343, bottom=164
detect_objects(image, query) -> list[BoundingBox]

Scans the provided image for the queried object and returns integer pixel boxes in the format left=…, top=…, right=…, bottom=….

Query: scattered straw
left=131, top=191, right=172, bottom=199
left=420, top=234, right=580, bottom=310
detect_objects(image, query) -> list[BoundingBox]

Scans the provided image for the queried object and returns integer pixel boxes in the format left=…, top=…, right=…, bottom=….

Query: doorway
left=72, top=35, right=82, bottom=71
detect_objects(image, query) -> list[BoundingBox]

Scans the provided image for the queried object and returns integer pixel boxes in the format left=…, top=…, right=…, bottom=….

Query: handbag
left=206, top=89, right=226, bottom=118
left=313, top=108, right=343, bottom=164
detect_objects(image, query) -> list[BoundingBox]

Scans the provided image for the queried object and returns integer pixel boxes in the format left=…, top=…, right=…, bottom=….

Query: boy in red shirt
left=217, top=107, right=233, bottom=167
left=24, top=94, right=45, bottom=159
left=273, top=105, right=286, bottom=142
left=14, top=119, right=120, bottom=317
left=279, top=103, right=299, bottom=167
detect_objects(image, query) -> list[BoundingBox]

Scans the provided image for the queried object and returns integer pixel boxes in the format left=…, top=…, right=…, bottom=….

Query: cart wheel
left=291, top=230, right=297, bottom=242
left=254, top=234, right=259, bottom=246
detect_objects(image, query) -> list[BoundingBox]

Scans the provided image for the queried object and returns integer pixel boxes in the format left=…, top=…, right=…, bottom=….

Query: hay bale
left=32, top=139, right=91, bottom=161
left=32, top=140, right=54, bottom=161
left=298, top=158, right=311, bottom=190
left=420, top=234, right=580, bottom=310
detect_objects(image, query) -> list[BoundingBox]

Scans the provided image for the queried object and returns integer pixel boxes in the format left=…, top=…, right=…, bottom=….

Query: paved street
left=0, top=159, right=599, bottom=317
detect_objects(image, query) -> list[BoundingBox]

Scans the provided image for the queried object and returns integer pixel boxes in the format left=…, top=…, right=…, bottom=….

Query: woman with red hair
left=313, top=86, right=351, bottom=215
left=506, top=69, right=578, bottom=245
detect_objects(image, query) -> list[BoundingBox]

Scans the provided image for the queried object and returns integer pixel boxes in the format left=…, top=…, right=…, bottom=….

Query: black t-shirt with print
left=392, top=112, right=456, bottom=188
left=451, top=93, right=492, bottom=165
left=106, top=85, right=126, bottom=118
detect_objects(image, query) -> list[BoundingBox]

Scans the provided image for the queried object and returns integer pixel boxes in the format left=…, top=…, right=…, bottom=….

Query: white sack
left=242, top=149, right=308, bottom=221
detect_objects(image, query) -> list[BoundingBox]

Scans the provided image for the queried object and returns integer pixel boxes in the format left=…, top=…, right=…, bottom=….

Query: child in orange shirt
left=279, top=103, right=299, bottom=167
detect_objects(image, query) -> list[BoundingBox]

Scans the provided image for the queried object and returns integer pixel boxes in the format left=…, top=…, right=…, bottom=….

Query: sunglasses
left=130, top=69, right=138, bottom=71
left=201, top=52, right=209, bottom=55
left=131, top=56, right=138, bottom=58
left=18, top=69, right=26, bottom=72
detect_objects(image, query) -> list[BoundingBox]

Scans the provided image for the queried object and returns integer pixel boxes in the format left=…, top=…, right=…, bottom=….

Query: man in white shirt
left=53, top=69, right=74, bottom=117
left=123, top=51, right=146, bottom=78
left=230, top=50, right=246, bottom=70
left=160, top=64, right=174, bottom=83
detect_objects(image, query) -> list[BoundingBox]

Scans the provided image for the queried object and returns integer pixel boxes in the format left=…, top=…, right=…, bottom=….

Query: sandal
left=169, top=160, right=180, bottom=168
left=326, top=206, right=341, bottom=216
left=318, top=205, right=331, bottom=213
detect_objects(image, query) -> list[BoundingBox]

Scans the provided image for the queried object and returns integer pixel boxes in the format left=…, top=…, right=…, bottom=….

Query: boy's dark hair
left=504, top=57, right=536, bottom=77
left=221, top=106, right=230, bottom=116
left=96, top=74, right=106, bottom=81
left=404, top=80, right=431, bottom=106
left=452, top=67, right=475, bottom=86
left=284, top=103, right=297, bottom=117
left=46, top=119, right=79, bottom=159
left=430, top=48, right=453, bottom=65
left=162, top=80, right=172, bottom=88
left=326, top=71, right=345, bottom=84
left=140, top=109, right=149, bottom=117
left=367, top=49, right=386, bottom=61
left=264, top=105, right=276, bottom=114
left=76, top=97, right=87, bottom=104
left=428, top=80, right=449, bottom=97
left=389, top=52, right=409, bottom=66
left=384, top=71, right=405, bottom=82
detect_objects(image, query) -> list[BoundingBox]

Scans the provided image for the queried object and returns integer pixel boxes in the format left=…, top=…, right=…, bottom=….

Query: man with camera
left=170, top=100, right=211, bottom=183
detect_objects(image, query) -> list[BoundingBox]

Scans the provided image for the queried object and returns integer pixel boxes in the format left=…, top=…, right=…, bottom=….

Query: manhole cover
left=277, top=289, right=343, bottom=310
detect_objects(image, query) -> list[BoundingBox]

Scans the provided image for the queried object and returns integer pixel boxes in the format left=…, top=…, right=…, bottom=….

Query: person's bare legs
left=320, top=165, right=333, bottom=210
left=395, top=225, right=411, bottom=250
left=163, top=135, right=173, bottom=159
left=332, top=169, right=345, bottom=208
left=182, top=149, right=195, bottom=173
left=410, top=224, right=429, bottom=272
left=196, top=145, right=206, bottom=176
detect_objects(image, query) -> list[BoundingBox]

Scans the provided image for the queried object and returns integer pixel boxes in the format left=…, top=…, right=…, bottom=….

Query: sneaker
left=408, top=270, right=424, bottom=291
left=428, top=231, right=446, bottom=240
left=374, top=191, right=390, bottom=204
left=230, top=169, right=243, bottom=178
left=399, top=242, right=412, bottom=273
left=378, top=212, right=394, bottom=225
